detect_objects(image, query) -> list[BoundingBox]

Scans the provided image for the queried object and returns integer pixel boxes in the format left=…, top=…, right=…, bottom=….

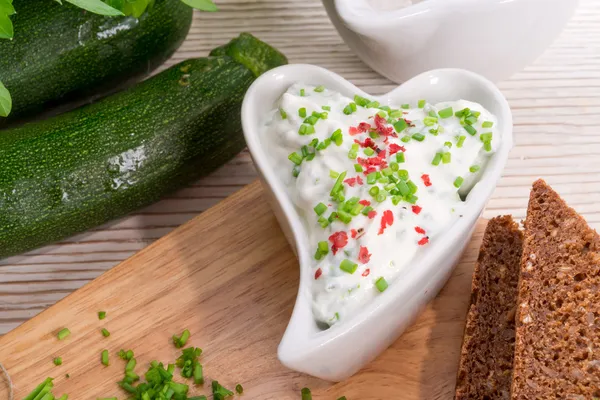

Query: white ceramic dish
left=241, top=65, right=513, bottom=381
left=323, top=0, right=578, bottom=83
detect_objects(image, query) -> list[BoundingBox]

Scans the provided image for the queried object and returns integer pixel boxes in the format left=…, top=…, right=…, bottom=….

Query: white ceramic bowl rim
left=242, top=64, right=513, bottom=379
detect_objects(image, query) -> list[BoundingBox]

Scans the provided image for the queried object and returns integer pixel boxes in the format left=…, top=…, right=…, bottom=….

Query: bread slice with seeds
left=512, top=179, right=600, bottom=399
left=454, top=216, right=523, bottom=400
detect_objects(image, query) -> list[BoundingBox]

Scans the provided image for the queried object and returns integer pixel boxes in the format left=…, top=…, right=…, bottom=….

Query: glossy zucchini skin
left=0, top=33, right=287, bottom=258
left=0, top=0, right=192, bottom=125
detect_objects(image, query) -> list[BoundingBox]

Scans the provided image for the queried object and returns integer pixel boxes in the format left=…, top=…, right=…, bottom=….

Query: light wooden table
left=1, top=0, right=598, bottom=336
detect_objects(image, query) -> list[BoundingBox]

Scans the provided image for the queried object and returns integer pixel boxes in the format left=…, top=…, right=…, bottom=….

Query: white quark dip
left=261, top=84, right=500, bottom=326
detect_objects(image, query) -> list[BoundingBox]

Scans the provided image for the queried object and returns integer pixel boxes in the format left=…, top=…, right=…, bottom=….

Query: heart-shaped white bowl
left=241, top=65, right=513, bottom=381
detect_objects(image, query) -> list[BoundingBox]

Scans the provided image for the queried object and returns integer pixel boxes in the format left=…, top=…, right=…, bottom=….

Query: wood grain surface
left=1, top=0, right=599, bottom=335
left=0, top=181, right=488, bottom=400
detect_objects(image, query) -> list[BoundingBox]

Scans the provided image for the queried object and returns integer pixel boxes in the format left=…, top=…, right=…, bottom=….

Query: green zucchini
left=0, top=0, right=192, bottom=125
left=0, top=33, right=287, bottom=258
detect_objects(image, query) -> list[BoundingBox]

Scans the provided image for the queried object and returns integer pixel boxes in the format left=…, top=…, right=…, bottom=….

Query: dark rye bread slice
left=454, top=216, right=524, bottom=400
left=512, top=179, right=600, bottom=399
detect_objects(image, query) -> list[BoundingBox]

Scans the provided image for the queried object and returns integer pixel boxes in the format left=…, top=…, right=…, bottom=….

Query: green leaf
left=180, top=0, right=217, bottom=12
left=0, top=13, right=13, bottom=39
left=122, top=0, right=151, bottom=18
left=65, top=0, right=124, bottom=16
left=0, top=80, right=12, bottom=117
left=0, top=0, right=15, bottom=16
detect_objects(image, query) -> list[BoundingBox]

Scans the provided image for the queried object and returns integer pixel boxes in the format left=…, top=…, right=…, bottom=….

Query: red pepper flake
left=378, top=210, right=394, bottom=235
left=359, top=199, right=371, bottom=206
left=415, top=226, right=426, bottom=235
left=421, top=174, right=432, bottom=187
left=418, top=237, right=429, bottom=246
left=315, top=268, right=322, bottom=280
left=358, top=246, right=371, bottom=264
left=350, top=229, right=357, bottom=239
left=367, top=210, right=377, bottom=219
left=388, top=143, right=406, bottom=155
left=374, top=114, right=397, bottom=138
left=344, top=177, right=357, bottom=187
left=358, top=122, right=371, bottom=132
left=356, top=175, right=364, bottom=185
left=362, top=268, right=371, bottom=277
left=329, top=231, right=348, bottom=255
left=412, top=205, right=422, bottom=215
left=349, top=126, right=361, bottom=136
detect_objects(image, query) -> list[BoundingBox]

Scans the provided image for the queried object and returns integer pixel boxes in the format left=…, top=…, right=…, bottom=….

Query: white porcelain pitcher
left=323, top=0, right=578, bottom=83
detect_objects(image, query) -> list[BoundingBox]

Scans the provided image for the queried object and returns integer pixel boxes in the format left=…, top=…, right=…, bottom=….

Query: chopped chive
left=337, top=209, right=352, bottom=224
left=418, top=99, right=426, bottom=108
left=354, top=95, right=370, bottom=107
left=314, top=203, right=327, bottom=216
left=389, top=110, right=403, bottom=118
left=330, top=171, right=347, bottom=197
left=361, top=206, right=373, bottom=216
left=367, top=172, right=378, bottom=185
left=192, top=363, right=204, bottom=385
left=101, top=328, right=110, bottom=338
left=235, top=384, right=243, bottom=394
left=304, top=115, right=319, bottom=125
left=340, top=259, right=358, bottom=274
left=320, top=112, right=328, bottom=119
left=350, top=203, right=365, bottom=216
left=412, top=133, right=425, bottom=142
left=378, top=176, right=389, bottom=184
left=442, top=152, right=451, bottom=164
left=298, top=124, right=315, bottom=135
left=126, top=350, right=133, bottom=360
left=480, top=132, right=493, bottom=142
left=424, top=116, right=438, bottom=126
left=351, top=102, right=357, bottom=112
left=279, top=108, right=287, bottom=119
left=376, top=192, right=387, bottom=203
left=482, top=120, right=494, bottom=128
left=369, top=130, right=380, bottom=139
left=404, top=194, right=418, bottom=204
left=57, top=396, right=69, bottom=400
left=428, top=128, right=438, bottom=135
left=392, top=152, right=404, bottom=164
left=363, top=147, right=375, bottom=156
left=376, top=111, right=386, bottom=118
left=369, top=186, right=380, bottom=197
left=98, top=311, right=106, bottom=320
left=314, top=85, right=325, bottom=93
left=444, top=141, right=453, bottom=148
left=465, top=115, right=478, bottom=125
left=406, top=180, right=418, bottom=194
left=455, top=108, right=470, bottom=118
left=53, top=357, right=62, bottom=366
left=470, top=165, right=480, bottom=173
left=366, top=100, right=380, bottom=108
left=330, top=170, right=339, bottom=179
left=322, top=105, right=331, bottom=111
left=379, top=105, right=392, bottom=112
left=300, top=88, right=305, bottom=96
left=454, top=176, right=464, bottom=188
left=57, top=328, right=71, bottom=341
left=101, top=350, right=109, bottom=366
left=317, top=216, right=329, bottom=228
left=343, top=105, right=353, bottom=115
left=292, top=165, right=300, bottom=177
left=375, top=277, right=388, bottom=292
left=390, top=162, right=399, bottom=171
left=401, top=104, right=410, bottom=109
left=173, top=329, right=190, bottom=348
left=301, top=387, right=312, bottom=400
left=381, top=167, right=393, bottom=177
left=125, top=357, right=136, bottom=372
left=298, top=107, right=306, bottom=118
left=464, top=125, right=477, bottom=136
left=354, top=164, right=363, bottom=173
left=484, top=141, right=492, bottom=152
left=431, top=152, right=443, bottom=166
left=438, top=107, right=453, bottom=119
left=400, top=135, right=411, bottom=143
left=391, top=195, right=402, bottom=205
left=472, top=111, right=481, bottom=118
left=456, top=135, right=466, bottom=148
left=318, top=241, right=329, bottom=254
left=393, top=119, right=407, bottom=132
left=397, top=169, right=409, bottom=180
left=331, top=129, right=343, bottom=145
left=288, top=152, right=303, bottom=165
left=384, top=182, right=396, bottom=191
left=396, top=180, right=409, bottom=196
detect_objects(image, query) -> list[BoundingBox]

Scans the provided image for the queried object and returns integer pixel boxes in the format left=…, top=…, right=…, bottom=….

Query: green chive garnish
left=401, top=104, right=410, bottom=109
left=390, top=162, right=400, bottom=171
left=298, top=124, right=315, bottom=135
left=292, top=165, right=300, bottom=177
left=424, top=116, right=438, bottom=126
left=354, top=95, right=370, bottom=107
left=389, top=109, right=403, bottom=118
left=322, top=105, right=331, bottom=111
left=369, top=186, right=380, bottom=197
left=301, top=387, right=312, bottom=400
left=354, top=164, right=363, bottom=173
left=288, top=152, right=303, bottom=165
left=366, top=101, right=380, bottom=108
left=101, top=328, right=110, bottom=338
left=337, top=210, right=352, bottom=224
left=330, top=170, right=339, bottom=179
left=418, top=99, right=426, bottom=108
left=314, top=203, right=327, bottom=216
left=330, top=171, right=347, bottom=197
left=484, top=141, right=492, bottom=152
left=53, top=357, right=62, bottom=366
left=464, top=125, right=477, bottom=136
left=375, top=277, right=388, bottom=292
left=482, top=120, right=494, bottom=128
left=442, top=152, right=451, bottom=164
left=470, top=165, right=480, bottom=173
left=465, top=115, right=478, bottom=125
left=236, top=384, right=244, bottom=394
left=340, top=259, right=358, bottom=274
left=480, top=132, right=493, bottom=142
left=438, top=107, right=453, bottom=119
left=314, top=85, right=325, bottom=93
left=304, top=115, right=319, bottom=125
left=364, top=147, right=375, bottom=156
left=101, top=350, right=109, bottom=366
left=298, top=108, right=307, bottom=118
left=454, top=176, right=464, bottom=188
left=455, top=108, right=469, bottom=118
left=173, top=329, right=190, bottom=348
left=376, top=192, right=387, bottom=203
left=431, top=153, right=443, bottom=166
left=318, top=216, right=329, bottom=228
left=331, top=129, right=343, bottom=146
left=300, top=88, right=306, bottom=96
left=279, top=108, right=287, bottom=119
left=412, top=133, right=425, bottom=142
left=393, top=119, right=407, bottom=132
left=400, top=135, right=411, bottom=143
left=367, top=172, right=377, bottom=184
left=456, top=135, right=466, bottom=148
left=57, top=328, right=71, bottom=341
left=98, top=311, right=106, bottom=320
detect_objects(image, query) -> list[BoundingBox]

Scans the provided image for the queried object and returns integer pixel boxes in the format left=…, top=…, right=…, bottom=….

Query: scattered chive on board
left=57, top=328, right=71, bottom=341
left=98, top=311, right=106, bottom=320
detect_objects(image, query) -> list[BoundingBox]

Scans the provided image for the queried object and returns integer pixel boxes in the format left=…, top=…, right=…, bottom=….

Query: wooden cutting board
left=0, top=181, right=486, bottom=400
